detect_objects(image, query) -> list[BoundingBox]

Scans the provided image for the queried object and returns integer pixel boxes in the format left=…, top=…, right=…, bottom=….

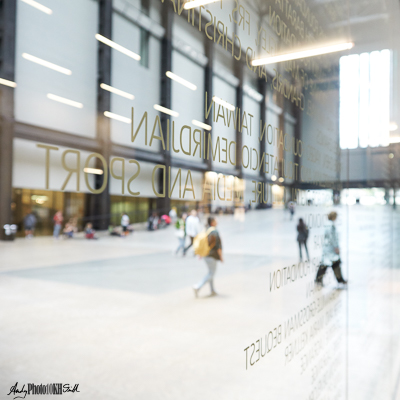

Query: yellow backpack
left=193, top=227, right=215, bottom=257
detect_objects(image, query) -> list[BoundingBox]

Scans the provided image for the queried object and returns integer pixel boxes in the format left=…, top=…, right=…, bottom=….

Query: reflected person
left=175, top=213, right=187, bottom=256
left=297, top=218, right=309, bottom=261
left=183, top=210, right=200, bottom=256
left=193, top=217, right=223, bottom=297
left=315, top=211, right=347, bottom=286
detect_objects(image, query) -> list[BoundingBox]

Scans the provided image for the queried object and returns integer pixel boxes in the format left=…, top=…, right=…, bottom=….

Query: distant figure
left=109, top=225, right=123, bottom=237
left=193, top=217, right=223, bottom=297
left=315, top=211, right=347, bottom=286
left=183, top=210, right=200, bottom=256
left=85, top=223, right=97, bottom=240
left=288, top=201, right=296, bottom=220
left=175, top=213, right=187, bottom=255
left=297, top=218, right=309, bottom=261
left=63, top=218, right=77, bottom=239
left=148, top=212, right=159, bottom=231
left=169, top=207, right=177, bottom=223
left=121, top=213, right=130, bottom=236
left=53, top=211, right=63, bottom=239
left=24, top=211, right=37, bottom=239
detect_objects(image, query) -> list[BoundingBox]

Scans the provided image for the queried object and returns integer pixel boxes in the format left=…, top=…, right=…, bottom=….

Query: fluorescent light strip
left=154, top=104, right=179, bottom=117
left=100, top=83, right=134, bottom=100
left=252, top=42, right=354, bottom=66
left=47, top=93, right=83, bottom=109
left=84, top=168, right=104, bottom=175
left=166, top=71, right=197, bottom=91
left=95, top=34, right=141, bottom=61
left=0, top=78, right=17, bottom=88
left=22, top=53, right=72, bottom=75
left=184, top=0, right=219, bottom=10
left=389, top=122, right=398, bottom=132
left=192, top=120, right=211, bottom=131
left=212, top=96, right=235, bottom=111
left=104, top=111, right=132, bottom=124
left=243, top=85, right=263, bottom=102
left=21, top=0, right=52, bottom=14
left=389, top=137, right=400, bottom=144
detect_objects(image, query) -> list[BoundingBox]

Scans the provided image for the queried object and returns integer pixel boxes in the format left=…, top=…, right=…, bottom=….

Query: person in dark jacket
left=24, top=211, right=37, bottom=239
left=193, top=217, right=223, bottom=297
left=297, top=218, right=309, bottom=261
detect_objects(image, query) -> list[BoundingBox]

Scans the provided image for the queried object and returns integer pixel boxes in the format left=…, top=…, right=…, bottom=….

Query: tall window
left=340, top=49, right=390, bottom=149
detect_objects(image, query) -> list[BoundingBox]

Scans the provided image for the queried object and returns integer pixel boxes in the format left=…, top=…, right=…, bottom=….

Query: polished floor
left=1, top=205, right=399, bottom=399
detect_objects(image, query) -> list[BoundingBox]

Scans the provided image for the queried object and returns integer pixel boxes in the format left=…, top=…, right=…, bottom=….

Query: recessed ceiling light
left=47, top=93, right=83, bottom=108
left=104, top=111, right=132, bottom=124
left=21, top=0, right=52, bottom=14
left=192, top=120, right=211, bottom=131
left=252, top=42, right=354, bottom=66
left=95, top=34, right=141, bottom=61
left=166, top=71, right=197, bottom=91
left=153, top=104, right=179, bottom=117
left=23, top=53, right=72, bottom=75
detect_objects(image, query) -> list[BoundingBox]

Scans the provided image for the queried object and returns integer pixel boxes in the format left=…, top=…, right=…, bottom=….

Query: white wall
left=212, top=76, right=237, bottom=171
left=171, top=50, right=205, bottom=165
left=111, top=13, right=161, bottom=152
left=13, top=138, right=95, bottom=193
left=109, top=157, right=203, bottom=200
left=242, top=94, right=261, bottom=177
left=265, top=108, right=280, bottom=178
left=15, top=0, right=98, bottom=137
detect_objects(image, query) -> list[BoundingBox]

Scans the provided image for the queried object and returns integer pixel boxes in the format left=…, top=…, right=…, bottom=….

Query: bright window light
left=153, top=104, right=179, bottom=117
left=100, top=83, right=134, bottom=100
left=340, top=50, right=390, bottom=149
left=0, top=78, right=17, bottom=88
left=95, top=34, right=141, bottom=61
left=358, top=53, right=370, bottom=148
left=192, top=120, right=211, bottom=131
left=84, top=168, right=104, bottom=175
left=104, top=111, right=131, bottom=124
left=184, top=0, right=220, bottom=10
left=21, top=0, right=52, bottom=15
left=22, top=53, right=72, bottom=75
left=252, top=42, right=354, bottom=66
left=340, top=55, right=359, bottom=149
left=47, top=94, right=83, bottom=109
left=212, top=96, right=235, bottom=111
left=166, top=71, right=197, bottom=91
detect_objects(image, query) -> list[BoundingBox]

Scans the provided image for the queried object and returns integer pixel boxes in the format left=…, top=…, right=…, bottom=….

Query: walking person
left=121, top=213, right=130, bottom=236
left=297, top=218, right=310, bottom=261
left=315, top=211, right=347, bottom=286
left=175, top=213, right=187, bottom=255
left=288, top=201, right=296, bottom=220
left=24, top=210, right=37, bottom=239
left=193, top=217, right=223, bottom=297
left=53, top=211, right=63, bottom=240
left=183, top=210, right=200, bottom=256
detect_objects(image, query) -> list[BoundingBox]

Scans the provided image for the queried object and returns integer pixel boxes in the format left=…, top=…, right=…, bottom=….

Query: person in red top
left=53, top=211, right=63, bottom=239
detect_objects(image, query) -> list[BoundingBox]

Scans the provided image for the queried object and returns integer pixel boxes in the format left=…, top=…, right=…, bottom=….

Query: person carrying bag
left=192, top=217, right=223, bottom=297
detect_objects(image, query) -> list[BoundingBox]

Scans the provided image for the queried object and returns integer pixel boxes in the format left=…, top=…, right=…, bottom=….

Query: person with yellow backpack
left=192, top=217, right=223, bottom=297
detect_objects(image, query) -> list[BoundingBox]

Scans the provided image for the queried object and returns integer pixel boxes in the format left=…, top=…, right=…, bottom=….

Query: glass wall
left=1, top=0, right=400, bottom=398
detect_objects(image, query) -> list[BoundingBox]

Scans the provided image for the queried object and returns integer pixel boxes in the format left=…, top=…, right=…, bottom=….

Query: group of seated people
left=62, top=218, right=98, bottom=240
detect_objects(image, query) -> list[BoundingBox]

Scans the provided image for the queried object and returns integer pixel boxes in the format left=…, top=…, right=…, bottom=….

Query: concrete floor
left=1, top=206, right=399, bottom=399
